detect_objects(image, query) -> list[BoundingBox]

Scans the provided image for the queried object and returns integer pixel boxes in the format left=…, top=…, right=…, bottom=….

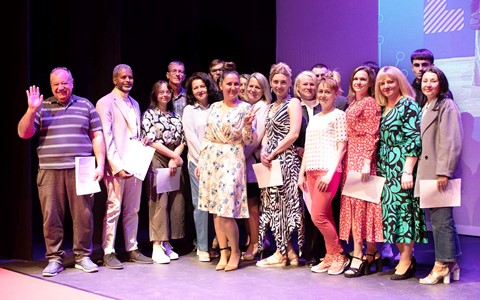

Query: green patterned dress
left=377, top=97, right=428, bottom=244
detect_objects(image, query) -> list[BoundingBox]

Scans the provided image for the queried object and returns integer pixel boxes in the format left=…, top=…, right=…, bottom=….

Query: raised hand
left=243, top=105, right=260, bottom=126
left=26, top=85, right=43, bottom=110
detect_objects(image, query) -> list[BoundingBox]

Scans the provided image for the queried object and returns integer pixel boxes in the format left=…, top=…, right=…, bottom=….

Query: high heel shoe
left=225, top=250, right=241, bottom=272
left=241, top=243, right=259, bottom=261
left=450, top=263, right=461, bottom=281
left=419, top=262, right=460, bottom=284
left=216, top=247, right=231, bottom=271
left=364, top=251, right=382, bottom=275
left=344, top=256, right=366, bottom=278
left=287, top=248, right=299, bottom=266
left=391, top=256, right=416, bottom=280
left=256, top=251, right=287, bottom=268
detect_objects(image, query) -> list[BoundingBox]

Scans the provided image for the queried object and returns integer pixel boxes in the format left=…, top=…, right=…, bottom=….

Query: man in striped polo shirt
left=18, top=67, right=106, bottom=277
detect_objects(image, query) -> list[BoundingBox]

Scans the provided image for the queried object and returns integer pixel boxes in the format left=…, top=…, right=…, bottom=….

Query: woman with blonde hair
left=298, top=76, right=349, bottom=275
left=256, top=62, right=304, bottom=267
left=375, top=66, right=427, bottom=280
left=242, top=72, right=271, bottom=260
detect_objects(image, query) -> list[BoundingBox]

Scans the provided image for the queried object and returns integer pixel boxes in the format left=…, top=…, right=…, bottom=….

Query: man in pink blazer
left=96, top=64, right=153, bottom=269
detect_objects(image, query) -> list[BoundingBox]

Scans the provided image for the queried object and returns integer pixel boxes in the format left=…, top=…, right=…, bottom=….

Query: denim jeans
left=188, top=161, right=209, bottom=251
left=428, top=207, right=462, bottom=262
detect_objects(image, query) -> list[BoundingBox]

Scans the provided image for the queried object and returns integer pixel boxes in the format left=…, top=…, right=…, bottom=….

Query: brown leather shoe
left=128, top=249, right=153, bottom=264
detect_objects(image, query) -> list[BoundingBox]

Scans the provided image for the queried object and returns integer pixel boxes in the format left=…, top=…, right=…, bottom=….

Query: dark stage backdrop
left=4, top=0, right=276, bottom=260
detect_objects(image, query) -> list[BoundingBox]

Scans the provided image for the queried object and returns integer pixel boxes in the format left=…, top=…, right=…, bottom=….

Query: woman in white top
left=242, top=72, right=272, bottom=260
left=298, top=76, right=349, bottom=275
left=183, top=72, right=218, bottom=262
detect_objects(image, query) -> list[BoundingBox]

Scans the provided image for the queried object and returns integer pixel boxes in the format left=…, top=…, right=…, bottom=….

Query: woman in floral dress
left=339, top=66, right=383, bottom=278
left=197, top=70, right=256, bottom=272
left=375, top=66, right=428, bottom=280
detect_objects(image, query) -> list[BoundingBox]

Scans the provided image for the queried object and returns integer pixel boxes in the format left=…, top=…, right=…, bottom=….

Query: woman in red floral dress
left=339, top=66, right=383, bottom=277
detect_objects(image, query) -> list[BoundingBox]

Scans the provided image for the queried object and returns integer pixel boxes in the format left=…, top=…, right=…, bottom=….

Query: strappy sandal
left=256, top=251, right=287, bottom=268
left=344, top=256, right=366, bottom=278
left=365, top=251, right=382, bottom=275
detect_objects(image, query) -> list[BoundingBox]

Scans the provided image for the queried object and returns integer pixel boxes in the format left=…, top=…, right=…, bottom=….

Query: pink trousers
left=307, top=170, right=343, bottom=254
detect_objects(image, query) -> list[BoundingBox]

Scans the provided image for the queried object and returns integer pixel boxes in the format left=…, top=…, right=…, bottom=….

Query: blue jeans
left=188, top=161, right=209, bottom=251
left=428, top=207, right=462, bottom=262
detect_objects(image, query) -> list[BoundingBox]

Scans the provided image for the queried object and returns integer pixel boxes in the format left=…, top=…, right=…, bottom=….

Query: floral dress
left=258, top=99, right=304, bottom=256
left=376, top=97, right=427, bottom=244
left=197, top=101, right=254, bottom=218
left=339, top=97, right=383, bottom=243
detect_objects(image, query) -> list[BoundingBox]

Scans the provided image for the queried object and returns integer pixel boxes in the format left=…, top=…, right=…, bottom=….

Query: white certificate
left=156, top=168, right=181, bottom=194
left=252, top=159, right=283, bottom=188
left=419, top=179, right=461, bottom=208
left=75, top=156, right=101, bottom=196
left=123, top=139, right=155, bottom=181
left=341, top=171, right=386, bottom=203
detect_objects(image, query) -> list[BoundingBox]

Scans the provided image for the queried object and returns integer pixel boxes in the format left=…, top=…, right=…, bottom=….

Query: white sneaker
left=197, top=250, right=211, bottom=262
left=162, top=241, right=179, bottom=260
left=152, top=244, right=170, bottom=264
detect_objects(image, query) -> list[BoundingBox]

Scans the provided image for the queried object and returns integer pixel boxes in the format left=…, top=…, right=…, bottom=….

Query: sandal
left=365, top=251, right=382, bottom=275
left=344, top=256, right=366, bottom=278
left=256, top=251, right=287, bottom=268
left=287, top=248, right=299, bottom=266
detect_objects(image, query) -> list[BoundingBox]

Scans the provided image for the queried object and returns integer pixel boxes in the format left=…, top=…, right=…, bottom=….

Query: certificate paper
left=75, top=156, right=101, bottom=196
left=341, top=171, right=386, bottom=203
left=155, top=168, right=181, bottom=194
left=419, top=179, right=461, bottom=208
left=123, top=139, right=155, bottom=181
left=252, top=159, right=283, bottom=188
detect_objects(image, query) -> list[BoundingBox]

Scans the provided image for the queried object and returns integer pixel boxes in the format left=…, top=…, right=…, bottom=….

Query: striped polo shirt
left=33, top=94, right=103, bottom=169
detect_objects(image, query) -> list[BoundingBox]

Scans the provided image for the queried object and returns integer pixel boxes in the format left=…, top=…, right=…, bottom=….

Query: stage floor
left=1, top=234, right=479, bottom=300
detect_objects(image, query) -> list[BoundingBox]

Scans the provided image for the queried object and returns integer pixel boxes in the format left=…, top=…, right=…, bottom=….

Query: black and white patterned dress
left=258, top=99, right=304, bottom=256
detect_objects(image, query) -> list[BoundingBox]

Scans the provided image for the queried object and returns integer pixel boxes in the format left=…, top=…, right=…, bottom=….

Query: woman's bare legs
left=218, top=216, right=241, bottom=270
left=244, top=196, right=260, bottom=257
left=213, top=215, right=229, bottom=270
left=395, top=242, right=414, bottom=274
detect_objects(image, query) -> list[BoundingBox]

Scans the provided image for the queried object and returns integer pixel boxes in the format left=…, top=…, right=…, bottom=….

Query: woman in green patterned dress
left=374, top=66, right=428, bottom=280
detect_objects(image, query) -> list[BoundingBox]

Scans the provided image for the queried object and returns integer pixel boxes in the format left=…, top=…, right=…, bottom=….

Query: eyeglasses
left=413, top=62, right=431, bottom=68
left=169, top=69, right=185, bottom=75
left=210, top=68, right=223, bottom=73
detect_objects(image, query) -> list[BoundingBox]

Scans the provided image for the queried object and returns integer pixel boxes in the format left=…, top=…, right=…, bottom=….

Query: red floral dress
left=339, top=97, right=383, bottom=243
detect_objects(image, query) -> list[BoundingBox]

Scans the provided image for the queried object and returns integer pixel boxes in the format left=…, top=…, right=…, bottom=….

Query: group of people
left=18, top=49, right=464, bottom=285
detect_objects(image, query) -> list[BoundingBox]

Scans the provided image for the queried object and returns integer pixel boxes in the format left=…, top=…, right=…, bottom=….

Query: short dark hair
left=185, top=72, right=218, bottom=105
left=410, top=48, right=434, bottom=64
left=222, top=61, right=237, bottom=71
left=311, top=63, right=329, bottom=70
